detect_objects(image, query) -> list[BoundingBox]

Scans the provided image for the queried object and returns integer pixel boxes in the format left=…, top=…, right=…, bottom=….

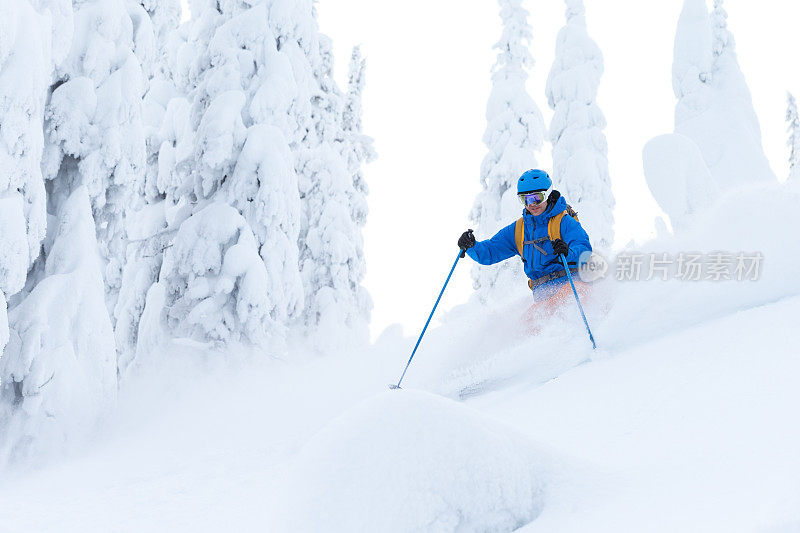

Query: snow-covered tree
left=232, top=2, right=374, bottom=348
left=0, top=0, right=61, bottom=357
left=0, top=0, right=70, bottom=458
left=114, top=3, right=182, bottom=375
left=342, top=46, right=375, bottom=229
left=138, top=0, right=181, bottom=51
left=132, top=3, right=284, bottom=352
left=545, top=0, right=614, bottom=250
left=136, top=0, right=320, bottom=353
left=44, top=0, right=153, bottom=317
left=672, top=0, right=775, bottom=190
left=1, top=186, right=116, bottom=465
left=293, top=34, right=373, bottom=348
left=114, top=197, right=172, bottom=376
left=157, top=202, right=276, bottom=347
left=296, top=146, right=367, bottom=348
left=469, top=0, right=546, bottom=304
left=0, top=0, right=372, bottom=462
left=339, top=46, right=376, bottom=330
left=129, top=0, right=373, bottom=355
left=786, top=92, right=800, bottom=181
left=0, top=0, right=178, bottom=459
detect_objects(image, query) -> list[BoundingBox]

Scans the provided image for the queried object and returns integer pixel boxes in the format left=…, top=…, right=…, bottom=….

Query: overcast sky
left=182, top=1, right=800, bottom=339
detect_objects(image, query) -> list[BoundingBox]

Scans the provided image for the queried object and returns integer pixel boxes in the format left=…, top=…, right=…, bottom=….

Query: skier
left=458, top=169, right=592, bottom=311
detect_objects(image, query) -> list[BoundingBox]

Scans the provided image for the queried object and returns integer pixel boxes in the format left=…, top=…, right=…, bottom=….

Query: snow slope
left=1, top=184, right=799, bottom=531
left=1, top=289, right=798, bottom=532
left=481, top=295, right=800, bottom=532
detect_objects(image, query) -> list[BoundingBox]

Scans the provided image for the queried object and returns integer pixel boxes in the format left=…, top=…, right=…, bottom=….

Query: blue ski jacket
left=466, top=193, right=592, bottom=282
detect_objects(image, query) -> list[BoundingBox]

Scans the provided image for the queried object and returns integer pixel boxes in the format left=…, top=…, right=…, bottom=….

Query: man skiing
left=458, top=169, right=592, bottom=305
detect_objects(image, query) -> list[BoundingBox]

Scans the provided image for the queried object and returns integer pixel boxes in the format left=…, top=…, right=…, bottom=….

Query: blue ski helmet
left=517, top=169, right=552, bottom=194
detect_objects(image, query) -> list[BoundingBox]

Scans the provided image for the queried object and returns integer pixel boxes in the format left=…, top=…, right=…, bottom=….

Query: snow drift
left=272, top=389, right=551, bottom=532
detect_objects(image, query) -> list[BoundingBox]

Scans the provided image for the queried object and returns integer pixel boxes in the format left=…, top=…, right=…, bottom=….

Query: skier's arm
left=466, top=221, right=518, bottom=265
left=560, top=216, right=592, bottom=267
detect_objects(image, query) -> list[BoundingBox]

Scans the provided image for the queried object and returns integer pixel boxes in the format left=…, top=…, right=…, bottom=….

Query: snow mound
left=273, top=390, right=550, bottom=532
left=642, top=133, right=717, bottom=232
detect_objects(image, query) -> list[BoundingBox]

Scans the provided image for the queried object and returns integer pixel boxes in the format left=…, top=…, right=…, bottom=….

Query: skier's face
left=526, top=201, right=547, bottom=216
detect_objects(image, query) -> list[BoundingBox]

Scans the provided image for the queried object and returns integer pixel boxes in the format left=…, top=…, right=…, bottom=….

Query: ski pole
left=390, top=248, right=464, bottom=390
left=560, top=254, right=596, bottom=349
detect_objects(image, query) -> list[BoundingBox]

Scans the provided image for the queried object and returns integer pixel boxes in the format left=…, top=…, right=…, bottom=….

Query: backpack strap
left=548, top=205, right=579, bottom=242
left=548, top=211, right=566, bottom=242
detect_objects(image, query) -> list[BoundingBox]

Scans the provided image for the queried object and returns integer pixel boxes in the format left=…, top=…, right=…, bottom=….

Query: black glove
left=552, top=238, right=569, bottom=258
left=458, top=229, right=476, bottom=258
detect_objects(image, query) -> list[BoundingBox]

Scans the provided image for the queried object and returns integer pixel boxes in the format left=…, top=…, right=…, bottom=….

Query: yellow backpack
left=513, top=206, right=579, bottom=257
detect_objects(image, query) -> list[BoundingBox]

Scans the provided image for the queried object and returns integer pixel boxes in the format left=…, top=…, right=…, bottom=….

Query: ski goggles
left=518, top=190, right=548, bottom=206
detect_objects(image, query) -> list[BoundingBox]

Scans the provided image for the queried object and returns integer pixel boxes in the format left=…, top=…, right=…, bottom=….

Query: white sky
left=182, top=1, right=800, bottom=340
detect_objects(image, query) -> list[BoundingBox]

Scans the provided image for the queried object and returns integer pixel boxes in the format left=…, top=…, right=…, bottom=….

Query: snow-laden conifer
left=342, top=46, right=375, bottom=231
left=0, top=0, right=75, bottom=437
left=0, top=0, right=59, bottom=355
left=672, top=0, right=775, bottom=190
left=114, top=2, right=182, bottom=375
left=138, top=0, right=311, bottom=351
left=158, top=202, right=276, bottom=348
left=44, top=0, right=152, bottom=316
left=1, top=187, right=116, bottom=465
left=340, top=46, right=376, bottom=329
left=293, top=38, right=373, bottom=348
left=295, top=78, right=370, bottom=346
left=545, top=0, right=614, bottom=250
left=259, top=5, right=373, bottom=348
left=469, top=0, right=546, bottom=303
left=786, top=92, right=800, bottom=181
left=139, top=0, right=181, bottom=50
left=0, top=0, right=159, bottom=459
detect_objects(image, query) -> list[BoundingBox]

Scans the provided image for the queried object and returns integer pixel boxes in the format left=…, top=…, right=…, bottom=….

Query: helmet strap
left=546, top=189, right=559, bottom=209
